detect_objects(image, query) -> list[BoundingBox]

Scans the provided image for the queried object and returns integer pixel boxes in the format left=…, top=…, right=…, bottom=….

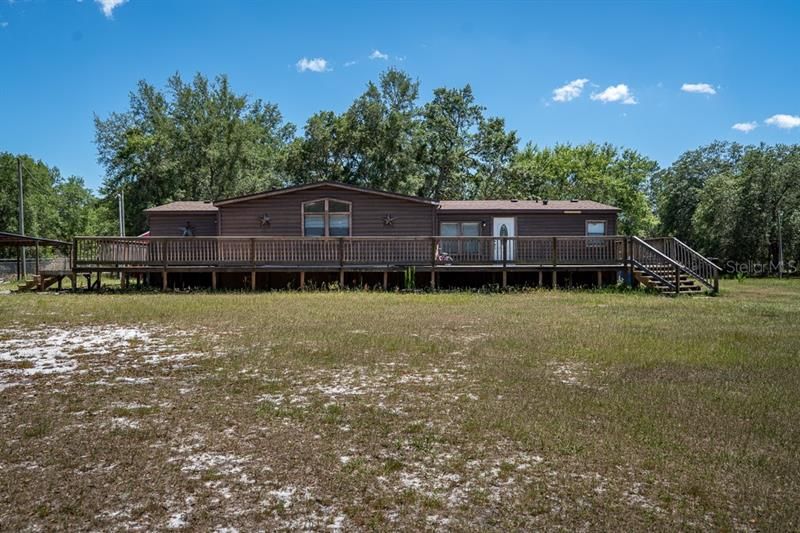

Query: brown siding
left=436, top=211, right=617, bottom=236
left=147, top=213, right=218, bottom=237
left=518, top=212, right=617, bottom=236
left=218, top=185, right=436, bottom=236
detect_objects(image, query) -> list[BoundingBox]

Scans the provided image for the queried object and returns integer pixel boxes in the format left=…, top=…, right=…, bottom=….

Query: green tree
left=508, top=143, right=657, bottom=234
left=95, top=73, right=295, bottom=234
left=651, top=141, right=744, bottom=241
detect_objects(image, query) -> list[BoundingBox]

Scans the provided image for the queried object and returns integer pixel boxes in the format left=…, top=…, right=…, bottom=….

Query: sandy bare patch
left=548, top=361, right=605, bottom=390
left=0, top=325, right=210, bottom=389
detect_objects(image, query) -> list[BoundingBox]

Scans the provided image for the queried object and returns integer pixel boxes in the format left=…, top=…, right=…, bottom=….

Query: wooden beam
left=162, top=270, right=168, bottom=291
left=551, top=270, right=557, bottom=289
left=250, top=271, right=256, bottom=291
left=383, top=271, right=388, bottom=290
left=339, top=269, right=345, bottom=287
left=211, top=271, right=217, bottom=290
left=538, top=271, right=543, bottom=286
left=299, top=271, right=305, bottom=289
left=502, top=270, right=507, bottom=288
left=34, top=242, right=40, bottom=275
left=597, top=271, right=603, bottom=287
left=430, top=270, right=436, bottom=289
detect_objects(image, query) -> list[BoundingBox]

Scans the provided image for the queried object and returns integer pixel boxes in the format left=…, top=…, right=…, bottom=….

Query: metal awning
left=0, top=231, right=71, bottom=247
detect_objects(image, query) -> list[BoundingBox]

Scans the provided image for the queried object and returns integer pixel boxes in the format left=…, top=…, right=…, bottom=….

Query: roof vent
left=542, top=199, right=549, bottom=205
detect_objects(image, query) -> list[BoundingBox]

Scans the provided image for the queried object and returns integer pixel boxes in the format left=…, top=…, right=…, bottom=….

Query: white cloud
left=95, top=0, right=127, bottom=18
left=344, top=60, right=357, bottom=67
left=764, top=114, right=800, bottom=129
left=295, top=57, right=330, bottom=73
left=552, top=78, right=589, bottom=102
left=590, top=84, right=637, bottom=105
left=732, top=122, right=757, bottom=133
left=0, top=21, right=7, bottom=28
left=369, top=49, right=389, bottom=60
left=681, top=83, right=717, bottom=95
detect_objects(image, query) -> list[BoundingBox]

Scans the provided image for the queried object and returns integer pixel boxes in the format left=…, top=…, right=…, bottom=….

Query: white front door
left=493, top=217, right=515, bottom=262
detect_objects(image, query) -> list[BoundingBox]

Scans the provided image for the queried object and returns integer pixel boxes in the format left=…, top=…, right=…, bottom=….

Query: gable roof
left=438, top=199, right=620, bottom=212
left=144, top=201, right=218, bottom=213
left=213, top=181, right=438, bottom=207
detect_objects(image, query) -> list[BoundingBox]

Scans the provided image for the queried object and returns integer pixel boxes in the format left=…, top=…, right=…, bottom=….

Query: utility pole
left=17, top=157, right=26, bottom=279
left=778, top=210, right=784, bottom=279
left=118, top=190, right=126, bottom=237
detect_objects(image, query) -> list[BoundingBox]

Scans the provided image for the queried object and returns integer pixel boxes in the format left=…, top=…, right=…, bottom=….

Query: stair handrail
left=672, top=237, right=722, bottom=272
left=629, top=236, right=682, bottom=291
left=648, top=236, right=720, bottom=292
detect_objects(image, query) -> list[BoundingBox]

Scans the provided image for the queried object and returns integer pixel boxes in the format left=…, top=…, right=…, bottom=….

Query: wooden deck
left=67, top=235, right=719, bottom=292
left=72, top=235, right=626, bottom=271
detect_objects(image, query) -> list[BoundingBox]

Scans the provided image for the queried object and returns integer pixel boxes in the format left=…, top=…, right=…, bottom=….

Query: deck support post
left=597, top=271, right=603, bottom=288
left=568, top=271, right=573, bottom=288
left=538, top=271, right=543, bottom=287
left=15, top=246, right=21, bottom=280
left=675, top=264, right=680, bottom=296
left=211, top=271, right=217, bottom=290
left=551, top=270, right=557, bottom=289
left=502, top=270, right=507, bottom=288
left=383, top=271, right=388, bottom=290
left=34, top=242, right=40, bottom=275
left=300, top=271, right=305, bottom=290
left=430, top=236, right=437, bottom=290
left=250, top=272, right=256, bottom=291
left=57, top=276, right=62, bottom=291
left=339, top=269, right=345, bottom=287
left=162, top=270, right=168, bottom=291
left=713, top=267, right=720, bottom=294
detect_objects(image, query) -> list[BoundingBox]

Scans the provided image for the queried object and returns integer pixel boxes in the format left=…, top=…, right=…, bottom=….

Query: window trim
left=302, top=198, right=352, bottom=237
left=585, top=219, right=607, bottom=247
left=439, top=221, right=482, bottom=255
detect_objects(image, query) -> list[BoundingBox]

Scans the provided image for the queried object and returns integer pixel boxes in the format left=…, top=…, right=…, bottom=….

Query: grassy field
left=1, top=280, right=798, bottom=530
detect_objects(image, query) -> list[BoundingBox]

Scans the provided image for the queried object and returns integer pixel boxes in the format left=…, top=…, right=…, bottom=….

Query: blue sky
left=1, top=0, right=799, bottom=191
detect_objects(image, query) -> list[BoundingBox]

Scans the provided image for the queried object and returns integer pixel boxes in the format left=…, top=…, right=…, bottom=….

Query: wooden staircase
left=632, top=264, right=703, bottom=294
left=629, top=236, right=720, bottom=296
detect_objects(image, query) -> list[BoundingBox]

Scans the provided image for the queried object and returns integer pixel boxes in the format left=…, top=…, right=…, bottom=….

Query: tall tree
left=95, top=73, right=295, bottom=234
left=650, top=141, right=744, bottom=241
left=0, top=152, right=102, bottom=241
left=508, top=143, right=657, bottom=234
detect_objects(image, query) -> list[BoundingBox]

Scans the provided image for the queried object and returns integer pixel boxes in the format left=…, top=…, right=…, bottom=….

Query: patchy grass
left=0, top=279, right=799, bottom=530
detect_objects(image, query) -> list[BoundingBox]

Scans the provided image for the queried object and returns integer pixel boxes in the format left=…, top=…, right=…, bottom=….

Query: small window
left=440, top=222, right=482, bottom=255
left=586, top=221, right=606, bottom=246
left=303, top=199, right=351, bottom=237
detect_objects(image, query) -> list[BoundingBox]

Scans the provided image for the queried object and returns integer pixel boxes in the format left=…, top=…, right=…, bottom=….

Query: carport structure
left=0, top=231, right=72, bottom=288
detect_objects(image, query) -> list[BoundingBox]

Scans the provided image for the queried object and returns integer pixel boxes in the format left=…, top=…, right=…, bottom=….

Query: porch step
left=17, top=274, right=62, bottom=292
left=633, top=268, right=704, bottom=295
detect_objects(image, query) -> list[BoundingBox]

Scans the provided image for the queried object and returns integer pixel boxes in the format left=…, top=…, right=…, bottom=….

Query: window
left=440, top=222, right=481, bottom=254
left=303, top=199, right=351, bottom=237
left=586, top=220, right=606, bottom=246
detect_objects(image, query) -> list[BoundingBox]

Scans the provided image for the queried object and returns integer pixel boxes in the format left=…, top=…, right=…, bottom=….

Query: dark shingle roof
left=438, top=200, right=620, bottom=212
left=144, top=201, right=218, bottom=213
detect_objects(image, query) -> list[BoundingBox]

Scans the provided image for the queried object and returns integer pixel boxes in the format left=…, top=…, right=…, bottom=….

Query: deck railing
left=73, top=235, right=627, bottom=269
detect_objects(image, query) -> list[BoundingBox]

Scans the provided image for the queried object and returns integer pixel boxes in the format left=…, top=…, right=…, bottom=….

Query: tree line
left=1, top=70, right=798, bottom=272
